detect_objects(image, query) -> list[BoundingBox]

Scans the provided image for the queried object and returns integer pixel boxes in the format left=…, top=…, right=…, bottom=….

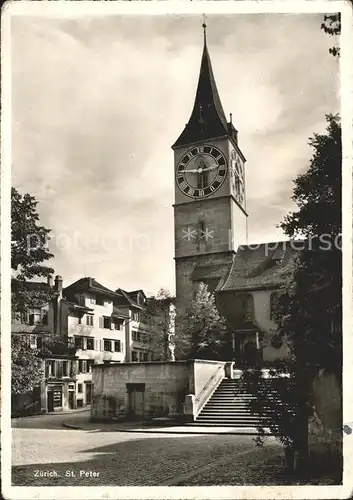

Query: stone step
left=200, top=414, right=260, bottom=419
left=195, top=419, right=263, bottom=426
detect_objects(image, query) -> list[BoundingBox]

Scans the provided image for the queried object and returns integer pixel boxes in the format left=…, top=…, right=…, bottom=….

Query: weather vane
left=202, top=14, right=207, bottom=43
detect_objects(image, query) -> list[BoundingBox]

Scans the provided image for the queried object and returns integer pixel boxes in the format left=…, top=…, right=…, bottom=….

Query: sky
left=11, top=12, right=340, bottom=295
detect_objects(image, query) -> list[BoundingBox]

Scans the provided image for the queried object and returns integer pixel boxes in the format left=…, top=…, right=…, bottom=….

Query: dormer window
left=133, top=311, right=140, bottom=322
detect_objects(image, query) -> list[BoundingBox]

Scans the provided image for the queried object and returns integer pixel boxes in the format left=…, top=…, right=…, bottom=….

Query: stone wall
left=91, top=361, right=190, bottom=421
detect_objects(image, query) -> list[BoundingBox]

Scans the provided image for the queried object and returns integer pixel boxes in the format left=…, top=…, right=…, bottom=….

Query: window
left=42, top=312, right=48, bottom=325
left=115, top=319, right=123, bottom=330
left=96, top=296, right=104, bottom=306
left=114, top=340, right=121, bottom=352
left=142, top=352, right=148, bottom=362
left=244, top=294, right=254, bottom=322
left=102, top=316, right=111, bottom=329
left=78, top=383, right=83, bottom=393
left=86, top=315, right=94, bottom=326
left=132, top=350, right=138, bottom=362
left=86, top=337, right=94, bottom=350
left=78, top=360, right=87, bottom=373
left=63, top=361, right=69, bottom=377
left=56, top=360, right=63, bottom=378
left=87, top=360, right=95, bottom=373
left=78, top=316, right=82, bottom=325
left=90, top=296, right=96, bottom=304
left=133, top=311, right=140, bottom=322
left=104, top=340, right=112, bottom=352
left=270, top=292, right=279, bottom=321
left=132, top=330, right=142, bottom=342
left=28, top=308, right=43, bottom=325
left=74, top=336, right=84, bottom=349
left=46, top=360, right=56, bottom=378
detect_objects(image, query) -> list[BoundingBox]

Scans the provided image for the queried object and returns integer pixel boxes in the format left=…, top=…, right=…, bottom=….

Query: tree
left=11, top=335, right=44, bottom=395
left=11, top=188, right=55, bottom=318
left=244, top=114, right=342, bottom=473
left=321, top=13, right=341, bottom=58
left=142, top=289, right=176, bottom=361
left=11, top=188, right=57, bottom=397
left=279, top=114, right=342, bottom=375
left=176, top=282, right=228, bottom=360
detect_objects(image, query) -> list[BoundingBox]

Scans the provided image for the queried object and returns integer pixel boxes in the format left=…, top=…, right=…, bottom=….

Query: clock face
left=176, top=145, right=228, bottom=199
left=230, top=150, right=245, bottom=206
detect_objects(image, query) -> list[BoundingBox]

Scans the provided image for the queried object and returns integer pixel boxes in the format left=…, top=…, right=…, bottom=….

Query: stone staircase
left=191, top=378, right=276, bottom=429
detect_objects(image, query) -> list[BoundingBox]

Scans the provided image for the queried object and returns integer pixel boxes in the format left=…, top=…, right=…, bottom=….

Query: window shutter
left=99, top=316, right=103, bottom=328
left=121, top=341, right=124, bottom=353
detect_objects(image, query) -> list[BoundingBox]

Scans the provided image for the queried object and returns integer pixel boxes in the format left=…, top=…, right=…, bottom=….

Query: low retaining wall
left=91, top=359, right=228, bottom=422
left=91, top=361, right=190, bottom=421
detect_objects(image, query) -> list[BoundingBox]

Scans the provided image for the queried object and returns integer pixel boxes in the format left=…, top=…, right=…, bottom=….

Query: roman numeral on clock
left=179, top=181, right=188, bottom=191
left=197, top=146, right=204, bottom=154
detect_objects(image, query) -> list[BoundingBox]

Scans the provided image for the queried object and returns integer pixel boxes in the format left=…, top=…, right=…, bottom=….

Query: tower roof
left=172, top=24, right=229, bottom=149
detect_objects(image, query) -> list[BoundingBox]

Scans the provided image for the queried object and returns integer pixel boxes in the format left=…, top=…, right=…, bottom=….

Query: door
left=85, top=383, right=92, bottom=405
left=47, top=391, right=54, bottom=412
left=127, top=383, right=145, bottom=419
left=68, top=391, right=75, bottom=410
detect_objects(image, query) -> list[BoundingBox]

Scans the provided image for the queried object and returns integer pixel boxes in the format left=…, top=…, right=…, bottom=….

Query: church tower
left=172, top=23, right=248, bottom=307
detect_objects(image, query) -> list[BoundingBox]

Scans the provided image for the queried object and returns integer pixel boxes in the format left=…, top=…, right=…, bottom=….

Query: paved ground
left=12, top=412, right=286, bottom=486
left=11, top=413, right=340, bottom=486
left=12, top=410, right=265, bottom=435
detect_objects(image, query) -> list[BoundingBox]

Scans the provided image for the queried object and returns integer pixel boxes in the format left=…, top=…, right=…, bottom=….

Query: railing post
left=225, top=362, right=234, bottom=379
left=183, top=394, right=196, bottom=422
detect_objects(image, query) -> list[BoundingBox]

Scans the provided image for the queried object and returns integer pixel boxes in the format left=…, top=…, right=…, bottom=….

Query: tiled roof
left=218, top=240, right=300, bottom=292
left=112, top=306, right=130, bottom=319
left=115, top=288, right=142, bottom=309
left=64, top=277, right=120, bottom=298
left=191, top=262, right=232, bottom=281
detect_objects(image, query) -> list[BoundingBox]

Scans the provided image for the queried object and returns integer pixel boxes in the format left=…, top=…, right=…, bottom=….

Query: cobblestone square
left=11, top=414, right=285, bottom=486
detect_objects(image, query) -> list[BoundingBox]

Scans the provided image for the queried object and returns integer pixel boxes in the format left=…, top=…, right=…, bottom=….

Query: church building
left=172, top=24, right=292, bottom=367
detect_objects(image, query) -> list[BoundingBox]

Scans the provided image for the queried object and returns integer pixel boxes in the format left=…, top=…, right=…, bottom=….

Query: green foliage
left=11, top=335, right=44, bottom=395
left=244, top=115, right=342, bottom=462
left=278, top=114, right=342, bottom=375
left=11, top=188, right=55, bottom=317
left=321, top=13, right=341, bottom=58
left=142, top=289, right=175, bottom=360
left=176, top=282, right=228, bottom=359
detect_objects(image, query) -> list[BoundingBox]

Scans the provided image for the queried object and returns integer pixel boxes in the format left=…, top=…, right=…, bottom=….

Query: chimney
left=47, top=274, right=53, bottom=288
left=54, top=275, right=63, bottom=293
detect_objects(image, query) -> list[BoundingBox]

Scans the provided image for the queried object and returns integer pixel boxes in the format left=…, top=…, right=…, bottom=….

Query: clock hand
left=180, top=169, right=198, bottom=174
left=202, top=164, right=218, bottom=172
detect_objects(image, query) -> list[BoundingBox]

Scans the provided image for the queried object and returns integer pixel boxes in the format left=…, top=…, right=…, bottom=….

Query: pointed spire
left=172, top=20, right=229, bottom=149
